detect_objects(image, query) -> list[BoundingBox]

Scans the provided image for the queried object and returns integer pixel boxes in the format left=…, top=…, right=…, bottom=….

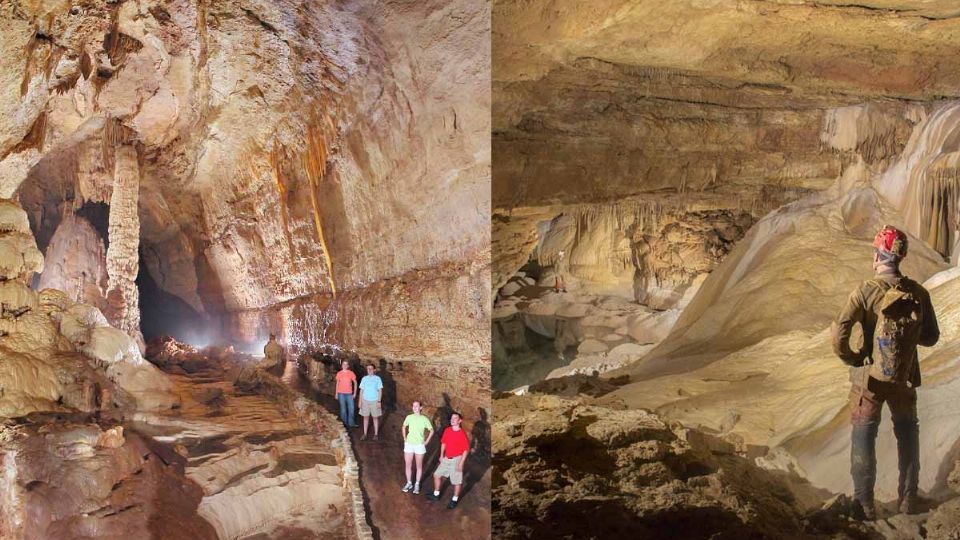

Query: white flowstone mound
left=0, top=198, right=178, bottom=417
left=59, top=303, right=111, bottom=344
left=602, top=180, right=954, bottom=499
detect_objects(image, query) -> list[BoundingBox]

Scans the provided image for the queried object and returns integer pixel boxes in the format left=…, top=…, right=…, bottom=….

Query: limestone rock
left=0, top=231, right=43, bottom=280
left=38, top=213, right=109, bottom=313
left=577, top=339, right=608, bottom=354
left=0, top=421, right=216, bottom=539
left=0, top=200, right=178, bottom=418
left=493, top=394, right=829, bottom=539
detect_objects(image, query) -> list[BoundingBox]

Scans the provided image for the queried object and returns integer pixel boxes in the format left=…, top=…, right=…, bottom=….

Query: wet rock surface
left=0, top=418, right=217, bottom=539
left=137, top=344, right=355, bottom=539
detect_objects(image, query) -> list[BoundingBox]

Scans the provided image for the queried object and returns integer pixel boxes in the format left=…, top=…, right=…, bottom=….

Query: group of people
left=334, top=360, right=470, bottom=509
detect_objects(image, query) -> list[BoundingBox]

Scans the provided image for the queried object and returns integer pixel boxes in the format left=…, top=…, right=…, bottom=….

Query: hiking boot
left=898, top=495, right=925, bottom=515
left=447, top=499, right=459, bottom=509
left=426, top=492, right=440, bottom=501
left=401, top=482, right=413, bottom=493
left=855, top=500, right=877, bottom=521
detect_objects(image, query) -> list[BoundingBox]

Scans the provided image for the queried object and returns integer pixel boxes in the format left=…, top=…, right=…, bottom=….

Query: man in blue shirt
left=358, top=363, right=384, bottom=440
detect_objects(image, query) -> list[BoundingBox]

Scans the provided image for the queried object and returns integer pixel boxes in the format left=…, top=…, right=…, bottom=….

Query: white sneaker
left=412, top=485, right=420, bottom=495
left=402, top=482, right=413, bottom=493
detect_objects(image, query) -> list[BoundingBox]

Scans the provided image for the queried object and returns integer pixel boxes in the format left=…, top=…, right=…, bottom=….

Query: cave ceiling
left=493, top=0, right=960, bottom=208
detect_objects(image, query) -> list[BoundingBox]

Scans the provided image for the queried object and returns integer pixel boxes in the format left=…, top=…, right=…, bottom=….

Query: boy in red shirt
left=426, top=412, right=470, bottom=509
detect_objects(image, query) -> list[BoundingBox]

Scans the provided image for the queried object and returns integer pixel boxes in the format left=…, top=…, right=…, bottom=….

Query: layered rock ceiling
left=2, top=0, right=490, bottom=411
left=492, top=0, right=960, bottom=290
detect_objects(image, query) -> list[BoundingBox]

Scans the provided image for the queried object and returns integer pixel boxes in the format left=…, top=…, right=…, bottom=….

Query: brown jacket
left=832, top=275, right=939, bottom=387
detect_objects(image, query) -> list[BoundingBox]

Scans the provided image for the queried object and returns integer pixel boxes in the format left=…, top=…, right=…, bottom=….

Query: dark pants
left=849, top=377, right=919, bottom=507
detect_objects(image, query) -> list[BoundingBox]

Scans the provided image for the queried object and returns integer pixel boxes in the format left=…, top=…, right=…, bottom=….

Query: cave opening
left=135, top=248, right=210, bottom=345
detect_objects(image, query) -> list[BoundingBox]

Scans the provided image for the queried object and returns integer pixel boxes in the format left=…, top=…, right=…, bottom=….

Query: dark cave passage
left=136, top=249, right=210, bottom=345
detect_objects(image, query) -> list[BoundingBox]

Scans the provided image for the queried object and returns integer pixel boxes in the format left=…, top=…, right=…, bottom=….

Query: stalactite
left=20, top=35, right=39, bottom=96
left=101, top=118, right=135, bottom=176
left=245, top=139, right=298, bottom=269
left=301, top=110, right=337, bottom=298
left=916, top=166, right=960, bottom=258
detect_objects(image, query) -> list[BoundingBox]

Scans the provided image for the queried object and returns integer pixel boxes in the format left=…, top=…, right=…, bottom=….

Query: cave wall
left=37, top=212, right=108, bottom=312
left=492, top=0, right=958, bottom=211
left=1, top=0, right=491, bottom=423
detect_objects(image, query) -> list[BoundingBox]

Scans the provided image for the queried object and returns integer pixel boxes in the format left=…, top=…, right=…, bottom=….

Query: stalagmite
left=105, top=144, right=142, bottom=347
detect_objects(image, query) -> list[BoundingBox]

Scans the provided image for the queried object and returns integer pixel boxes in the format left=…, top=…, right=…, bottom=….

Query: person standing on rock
left=261, top=334, right=285, bottom=376
left=554, top=250, right=569, bottom=293
left=334, top=360, right=358, bottom=428
left=427, top=411, right=470, bottom=509
left=358, top=363, right=384, bottom=440
left=401, top=400, right=434, bottom=495
left=832, top=225, right=939, bottom=520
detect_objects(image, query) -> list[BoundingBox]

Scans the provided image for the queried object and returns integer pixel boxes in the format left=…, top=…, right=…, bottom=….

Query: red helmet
left=873, top=225, right=908, bottom=259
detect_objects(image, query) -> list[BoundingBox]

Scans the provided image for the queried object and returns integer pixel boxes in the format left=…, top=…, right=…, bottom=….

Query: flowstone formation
left=492, top=197, right=759, bottom=390
left=0, top=199, right=176, bottom=417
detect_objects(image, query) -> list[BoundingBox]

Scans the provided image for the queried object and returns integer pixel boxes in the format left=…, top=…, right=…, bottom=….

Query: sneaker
left=447, top=499, right=459, bottom=510
left=401, top=482, right=413, bottom=493
left=360, top=433, right=367, bottom=441
left=426, top=492, right=440, bottom=501
left=412, top=485, right=420, bottom=495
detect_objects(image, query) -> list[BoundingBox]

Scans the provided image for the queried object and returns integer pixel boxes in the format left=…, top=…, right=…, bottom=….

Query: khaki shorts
left=359, top=399, right=381, bottom=417
left=434, top=456, right=464, bottom=485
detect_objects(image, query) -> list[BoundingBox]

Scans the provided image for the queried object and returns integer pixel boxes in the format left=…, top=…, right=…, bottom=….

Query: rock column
left=105, top=144, right=143, bottom=347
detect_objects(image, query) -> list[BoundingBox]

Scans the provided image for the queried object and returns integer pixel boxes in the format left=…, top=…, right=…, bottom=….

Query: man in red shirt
left=426, top=412, right=470, bottom=509
left=334, top=360, right=358, bottom=428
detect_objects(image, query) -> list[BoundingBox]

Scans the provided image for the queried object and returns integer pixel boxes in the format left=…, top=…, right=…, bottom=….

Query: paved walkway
left=281, top=362, right=491, bottom=540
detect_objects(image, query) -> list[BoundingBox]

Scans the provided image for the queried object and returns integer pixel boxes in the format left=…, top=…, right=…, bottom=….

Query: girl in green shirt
left=401, top=400, right=434, bottom=494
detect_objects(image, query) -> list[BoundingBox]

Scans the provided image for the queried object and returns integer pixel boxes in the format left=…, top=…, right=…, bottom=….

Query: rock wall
left=37, top=212, right=108, bottom=311
left=1, top=0, right=490, bottom=415
left=0, top=421, right=216, bottom=540
left=231, top=260, right=491, bottom=416
left=528, top=201, right=755, bottom=308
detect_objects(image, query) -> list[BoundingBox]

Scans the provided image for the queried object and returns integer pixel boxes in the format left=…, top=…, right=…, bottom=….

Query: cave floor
left=130, top=367, right=350, bottom=539
left=280, top=362, right=492, bottom=540
left=494, top=283, right=670, bottom=391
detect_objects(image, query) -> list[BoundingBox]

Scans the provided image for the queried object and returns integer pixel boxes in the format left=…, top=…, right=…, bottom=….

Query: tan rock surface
left=4, top=0, right=490, bottom=369
left=493, top=392, right=833, bottom=539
